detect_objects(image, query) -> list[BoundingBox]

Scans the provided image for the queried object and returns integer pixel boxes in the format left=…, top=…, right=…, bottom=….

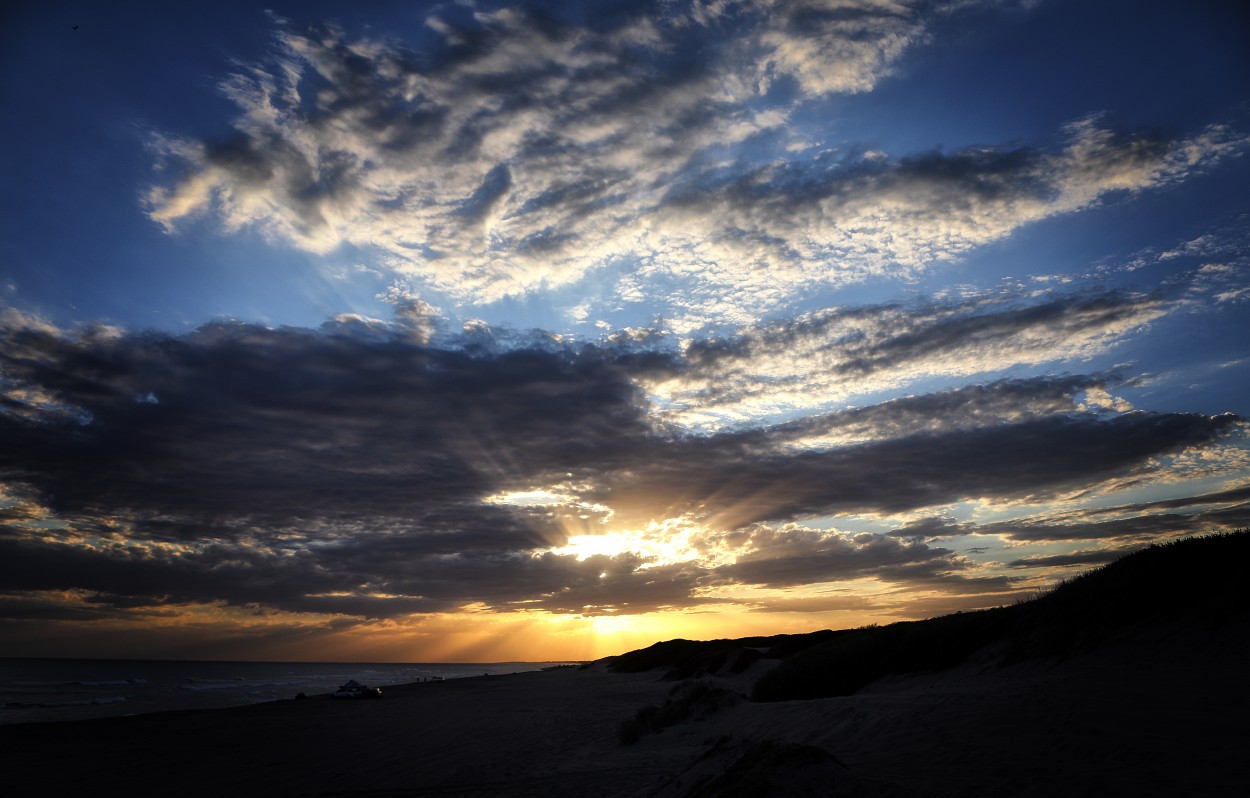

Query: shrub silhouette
left=619, top=680, right=740, bottom=745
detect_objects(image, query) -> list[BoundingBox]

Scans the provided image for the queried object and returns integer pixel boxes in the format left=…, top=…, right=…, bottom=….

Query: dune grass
left=618, top=680, right=741, bottom=745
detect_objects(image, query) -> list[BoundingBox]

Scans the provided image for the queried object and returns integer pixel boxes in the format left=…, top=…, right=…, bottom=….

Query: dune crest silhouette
left=601, top=532, right=1249, bottom=701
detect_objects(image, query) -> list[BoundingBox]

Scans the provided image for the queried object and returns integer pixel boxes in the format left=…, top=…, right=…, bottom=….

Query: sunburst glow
left=545, top=517, right=722, bottom=568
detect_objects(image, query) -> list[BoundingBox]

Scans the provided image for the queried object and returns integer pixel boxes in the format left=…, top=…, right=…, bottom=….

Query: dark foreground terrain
left=4, top=533, right=1247, bottom=797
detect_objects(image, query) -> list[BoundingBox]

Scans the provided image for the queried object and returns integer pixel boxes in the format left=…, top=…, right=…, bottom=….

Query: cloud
left=591, top=410, right=1241, bottom=530
left=1005, top=549, right=1129, bottom=569
left=652, top=121, right=1244, bottom=312
left=703, top=523, right=1006, bottom=591
left=0, top=590, right=179, bottom=622
left=888, top=482, right=1250, bottom=547
left=0, top=316, right=653, bottom=544
left=765, top=376, right=1130, bottom=448
left=974, top=488, right=1250, bottom=544
left=773, top=1, right=924, bottom=87
left=651, top=292, right=1164, bottom=425
left=2, top=306, right=1241, bottom=621
left=143, top=4, right=1246, bottom=327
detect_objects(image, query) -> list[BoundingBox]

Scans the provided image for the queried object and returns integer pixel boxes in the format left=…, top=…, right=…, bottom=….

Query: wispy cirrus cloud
left=887, top=483, right=1250, bottom=564
left=975, top=487, right=1250, bottom=544
left=653, top=120, right=1244, bottom=305
left=651, top=291, right=1165, bottom=425
left=144, top=2, right=1246, bottom=328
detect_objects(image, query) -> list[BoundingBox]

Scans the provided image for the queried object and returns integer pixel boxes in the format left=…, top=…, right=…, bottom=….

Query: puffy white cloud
left=751, top=0, right=929, bottom=95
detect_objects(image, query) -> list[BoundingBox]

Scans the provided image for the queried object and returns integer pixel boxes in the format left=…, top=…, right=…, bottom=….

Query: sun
left=587, top=614, right=635, bottom=636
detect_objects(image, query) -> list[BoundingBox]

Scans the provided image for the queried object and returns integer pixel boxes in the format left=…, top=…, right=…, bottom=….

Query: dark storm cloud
left=703, top=524, right=1011, bottom=593
left=1005, top=549, right=1128, bottom=569
left=975, top=499, right=1250, bottom=543
left=0, top=591, right=177, bottom=622
left=886, top=483, right=1250, bottom=547
left=593, top=411, right=1240, bottom=527
left=0, top=317, right=648, bottom=537
left=886, top=516, right=973, bottom=541
left=1100, top=483, right=1250, bottom=513
left=0, top=309, right=1241, bottom=619
left=0, top=532, right=436, bottom=619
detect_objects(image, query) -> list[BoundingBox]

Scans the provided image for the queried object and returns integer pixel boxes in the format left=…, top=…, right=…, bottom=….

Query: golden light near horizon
left=478, top=487, right=910, bottom=656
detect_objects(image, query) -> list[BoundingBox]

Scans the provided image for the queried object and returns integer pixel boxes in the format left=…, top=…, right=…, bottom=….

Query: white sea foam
left=74, top=679, right=145, bottom=686
left=179, top=681, right=265, bottom=692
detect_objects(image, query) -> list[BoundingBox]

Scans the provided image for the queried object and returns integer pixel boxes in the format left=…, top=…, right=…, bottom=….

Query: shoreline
left=2, top=625, right=1245, bottom=797
left=0, top=658, right=575, bottom=727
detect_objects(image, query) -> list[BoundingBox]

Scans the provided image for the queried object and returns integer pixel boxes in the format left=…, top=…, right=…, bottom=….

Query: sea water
left=0, top=658, right=567, bottom=725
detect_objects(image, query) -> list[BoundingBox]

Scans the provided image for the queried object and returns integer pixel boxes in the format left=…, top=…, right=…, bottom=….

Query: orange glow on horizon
left=3, top=590, right=915, bottom=663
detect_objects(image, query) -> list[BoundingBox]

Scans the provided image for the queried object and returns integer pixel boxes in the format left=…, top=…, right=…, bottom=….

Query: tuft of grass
left=618, top=680, right=740, bottom=745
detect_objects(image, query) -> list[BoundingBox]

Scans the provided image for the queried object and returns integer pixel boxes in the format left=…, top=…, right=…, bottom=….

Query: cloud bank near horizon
left=2, top=298, right=1245, bottom=630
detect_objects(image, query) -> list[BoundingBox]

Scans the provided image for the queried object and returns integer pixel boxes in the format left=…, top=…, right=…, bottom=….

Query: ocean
left=0, top=658, right=570, bottom=726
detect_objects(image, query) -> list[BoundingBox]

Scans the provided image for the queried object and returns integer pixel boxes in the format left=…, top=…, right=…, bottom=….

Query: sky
left=2, top=0, right=1249, bottom=663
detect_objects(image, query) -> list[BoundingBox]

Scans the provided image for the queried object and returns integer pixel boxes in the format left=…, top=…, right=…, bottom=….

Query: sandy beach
left=3, top=616, right=1245, bottom=798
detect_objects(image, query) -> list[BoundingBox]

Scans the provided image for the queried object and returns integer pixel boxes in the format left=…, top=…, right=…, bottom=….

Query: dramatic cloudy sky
left=3, top=0, right=1249, bottom=662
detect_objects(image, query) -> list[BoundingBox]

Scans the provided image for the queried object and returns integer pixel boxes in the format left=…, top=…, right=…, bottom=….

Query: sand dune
left=2, top=619, right=1245, bottom=797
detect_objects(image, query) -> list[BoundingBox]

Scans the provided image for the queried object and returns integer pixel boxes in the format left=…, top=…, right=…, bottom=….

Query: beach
left=0, top=660, right=561, bottom=726
left=3, top=619, right=1245, bottom=798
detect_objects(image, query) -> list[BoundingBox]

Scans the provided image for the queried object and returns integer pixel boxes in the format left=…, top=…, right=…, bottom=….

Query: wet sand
left=3, top=622, right=1245, bottom=797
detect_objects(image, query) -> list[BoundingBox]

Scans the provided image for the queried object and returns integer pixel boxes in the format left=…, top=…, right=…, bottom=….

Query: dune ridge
left=601, top=532, right=1250, bottom=702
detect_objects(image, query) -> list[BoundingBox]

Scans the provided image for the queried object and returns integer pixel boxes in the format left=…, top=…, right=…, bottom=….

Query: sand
left=4, top=622, right=1246, bottom=797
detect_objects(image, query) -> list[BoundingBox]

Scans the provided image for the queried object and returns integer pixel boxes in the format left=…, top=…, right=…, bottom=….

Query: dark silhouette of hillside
left=600, top=532, right=1249, bottom=701
left=753, top=531, right=1249, bottom=701
left=602, top=629, right=850, bottom=680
